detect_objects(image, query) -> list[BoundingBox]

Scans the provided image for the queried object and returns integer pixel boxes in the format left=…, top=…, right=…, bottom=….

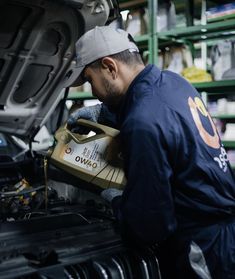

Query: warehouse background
left=68, top=0, right=235, bottom=171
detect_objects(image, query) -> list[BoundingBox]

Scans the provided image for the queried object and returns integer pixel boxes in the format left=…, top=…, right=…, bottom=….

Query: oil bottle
left=48, top=119, right=126, bottom=190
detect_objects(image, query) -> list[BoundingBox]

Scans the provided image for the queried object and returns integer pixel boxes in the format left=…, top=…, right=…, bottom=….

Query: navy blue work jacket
left=112, top=64, right=235, bottom=245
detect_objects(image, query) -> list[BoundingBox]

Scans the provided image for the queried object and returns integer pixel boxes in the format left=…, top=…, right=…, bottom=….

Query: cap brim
left=70, top=66, right=86, bottom=87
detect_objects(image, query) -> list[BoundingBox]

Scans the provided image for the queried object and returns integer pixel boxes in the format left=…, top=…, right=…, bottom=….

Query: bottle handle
left=65, top=119, right=119, bottom=142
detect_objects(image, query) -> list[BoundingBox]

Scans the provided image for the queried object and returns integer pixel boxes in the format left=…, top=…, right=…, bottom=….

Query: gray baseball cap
left=72, top=26, right=139, bottom=86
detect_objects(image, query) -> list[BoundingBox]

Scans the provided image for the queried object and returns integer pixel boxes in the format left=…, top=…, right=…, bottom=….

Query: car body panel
left=0, top=0, right=115, bottom=139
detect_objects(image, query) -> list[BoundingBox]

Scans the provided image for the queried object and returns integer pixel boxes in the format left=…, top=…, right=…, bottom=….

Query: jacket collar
left=117, top=64, right=161, bottom=126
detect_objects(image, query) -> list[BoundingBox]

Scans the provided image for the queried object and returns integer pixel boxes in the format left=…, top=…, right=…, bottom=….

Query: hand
left=67, top=103, right=118, bottom=133
left=101, top=188, right=123, bottom=203
left=68, top=104, right=102, bottom=125
left=67, top=104, right=102, bottom=133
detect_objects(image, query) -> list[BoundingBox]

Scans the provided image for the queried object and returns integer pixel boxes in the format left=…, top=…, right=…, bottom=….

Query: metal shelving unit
left=159, top=18, right=235, bottom=43
left=211, top=115, right=235, bottom=119
left=223, top=141, right=235, bottom=149
left=67, top=0, right=235, bottom=168
left=132, top=0, right=235, bottom=168
left=192, top=80, right=235, bottom=94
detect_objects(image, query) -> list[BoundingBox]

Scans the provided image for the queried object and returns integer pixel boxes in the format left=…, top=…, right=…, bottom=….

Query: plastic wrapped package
left=157, top=1, right=176, bottom=32
left=164, top=46, right=193, bottom=75
left=211, top=40, right=235, bottom=80
left=125, top=8, right=147, bottom=37
left=181, top=66, right=212, bottom=83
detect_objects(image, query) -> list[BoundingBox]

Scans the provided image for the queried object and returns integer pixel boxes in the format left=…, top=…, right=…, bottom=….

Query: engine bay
left=0, top=132, right=111, bottom=221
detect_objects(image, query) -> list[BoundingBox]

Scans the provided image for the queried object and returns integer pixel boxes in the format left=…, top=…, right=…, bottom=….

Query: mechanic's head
left=74, top=26, right=145, bottom=107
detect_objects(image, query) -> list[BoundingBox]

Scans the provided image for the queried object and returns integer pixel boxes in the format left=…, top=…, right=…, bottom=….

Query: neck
left=122, top=64, right=145, bottom=94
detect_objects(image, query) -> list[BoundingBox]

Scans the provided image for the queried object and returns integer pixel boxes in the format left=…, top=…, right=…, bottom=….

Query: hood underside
left=0, top=0, right=117, bottom=139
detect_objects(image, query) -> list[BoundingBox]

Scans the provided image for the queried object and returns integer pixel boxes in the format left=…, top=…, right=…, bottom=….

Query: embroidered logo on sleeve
left=188, top=96, right=228, bottom=172
left=214, top=146, right=229, bottom=173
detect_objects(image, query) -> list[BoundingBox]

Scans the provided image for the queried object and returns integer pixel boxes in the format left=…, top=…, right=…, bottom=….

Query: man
left=68, top=26, right=235, bottom=278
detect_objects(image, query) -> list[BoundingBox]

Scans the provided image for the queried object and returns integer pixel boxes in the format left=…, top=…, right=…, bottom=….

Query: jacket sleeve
left=112, top=112, right=178, bottom=245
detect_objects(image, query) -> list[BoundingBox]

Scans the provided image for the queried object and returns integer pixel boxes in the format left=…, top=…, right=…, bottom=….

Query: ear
left=101, top=57, right=118, bottom=80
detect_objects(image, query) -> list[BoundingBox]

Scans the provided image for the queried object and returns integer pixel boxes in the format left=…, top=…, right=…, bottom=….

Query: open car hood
left=0, top=0, right=118, bottom=139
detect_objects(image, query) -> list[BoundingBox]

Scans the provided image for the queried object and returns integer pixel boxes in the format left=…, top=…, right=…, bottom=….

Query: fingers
left=67, top=104, right=102, bottom=127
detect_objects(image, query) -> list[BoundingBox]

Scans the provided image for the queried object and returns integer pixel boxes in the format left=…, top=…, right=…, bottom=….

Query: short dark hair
left=89, top=49, right=144, bottom=69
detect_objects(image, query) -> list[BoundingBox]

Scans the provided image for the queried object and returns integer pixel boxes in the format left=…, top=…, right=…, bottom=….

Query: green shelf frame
left=207, top=14, right=235, bottom=23
left=134, top=34, right=150, bottom=43
left=68, top=81, right=235, bottom=100
left=194, top=35, right=235, bottom=50
left=68, top=91, right=93, bottom=100
left=134, top=34, right=149, bottom=50
left=68, top=0, right=235, bottom=109
left=223, top=141, right=235, bottom=148
left=158, top=19, right=235, bottom=43
left=192, top=80, right=235, bottom=94
left=212, top=115, right=235, bottom=119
